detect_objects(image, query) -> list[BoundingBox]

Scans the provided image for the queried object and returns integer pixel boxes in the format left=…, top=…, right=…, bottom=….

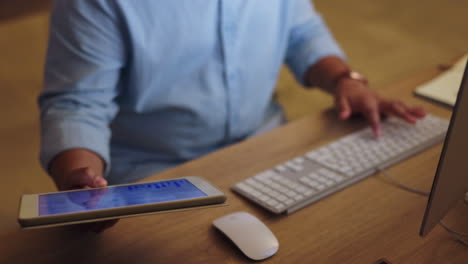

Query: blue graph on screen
left=39, top=179, right=207, bottom=216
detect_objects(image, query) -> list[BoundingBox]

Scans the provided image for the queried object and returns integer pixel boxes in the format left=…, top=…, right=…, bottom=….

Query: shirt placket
left=220, top=0, right=241, bottom=140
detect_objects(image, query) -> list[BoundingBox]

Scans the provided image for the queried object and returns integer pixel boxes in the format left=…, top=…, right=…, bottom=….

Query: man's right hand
left=61, top=167, right=118, bottom=233
left=49, top=149, right=118, bottom=232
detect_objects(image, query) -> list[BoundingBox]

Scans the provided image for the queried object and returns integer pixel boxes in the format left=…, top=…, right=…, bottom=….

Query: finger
left=71, top=167, right=107, bottom=189
left=337, top=96, right=352, bottom=120
left=368, top=110, right=381, bottom=138
left=91, top=219, right=119, bottom=233
left=398, top=103, right=419, bottom=123
left=92, top=177, right=108, bottom=188
left=380, top=100, right=418, bottom=124
left=84, top=167, right=107, bottom=188
left=407, top=106, right=426, bottom=118
left=90, top=221, right=108, bottom=233
left=381, top=100, right=427, bottom=122
left=362, top=100, right=381, bottom=137
left=68, top=221, right=94, bottom=233
left=68, top=220, right=116, bottom=233
left=387, top=101, right=417, bottom=123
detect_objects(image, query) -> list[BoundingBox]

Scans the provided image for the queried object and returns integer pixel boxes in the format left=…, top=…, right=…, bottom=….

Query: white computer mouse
left=213, top=211, right=279, bottom=261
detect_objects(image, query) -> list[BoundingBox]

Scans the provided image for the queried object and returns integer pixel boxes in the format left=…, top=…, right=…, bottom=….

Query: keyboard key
left=235, top=183, right=253, bottom=193
left=249, top=189, right=262, bottom=197
left=261, top=186, right=274, bottom=194
left=294, top=157, right=305, bottom=164
left=275, top=164, right=287, bottom=173
left=269, top=191, right=280, bottom=197
left=285, top=161, right=303, bottom=172
left=294, top=185, right=310, bottom=193
left=293, top=195, right=304, bottom=201
left=329, top=174, right=345, bottom=182
left=316, top=185, right=326, bottom=191
left=249, top=181, right=266, bottom=190
left=266, top=199, right=279, bottom=207
left=269, top=182, right=281, bottom=190
left=308, top=173, right=320, bottom=179
left=257, top=194, right=270, bottom=202
left=276, top=186, right=290, bottom=194
left=307, top=180, right=320, bottom=188
left=276, top=195, right=288, bottom=202
left=299, top=177, right=309, bottom=184
left=245, top=178, right=257, bottom=185
left=285, top=190, right=297, bottom=197
left=253, top=170, right=277, bottom=181
left=274, top=203, right=286, bottom=211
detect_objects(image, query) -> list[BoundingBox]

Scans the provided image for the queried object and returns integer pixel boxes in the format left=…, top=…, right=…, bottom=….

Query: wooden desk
left=1, top=65, right=467, bottom=264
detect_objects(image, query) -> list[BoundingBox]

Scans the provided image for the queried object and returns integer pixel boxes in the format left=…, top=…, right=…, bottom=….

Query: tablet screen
left=38, top=179, right=207, bottom=216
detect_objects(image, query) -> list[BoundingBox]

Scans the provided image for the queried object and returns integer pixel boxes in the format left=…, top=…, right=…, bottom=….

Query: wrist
left=305, top=56, right=353, bottom=92
left=334, top=71, right=368, bottom=88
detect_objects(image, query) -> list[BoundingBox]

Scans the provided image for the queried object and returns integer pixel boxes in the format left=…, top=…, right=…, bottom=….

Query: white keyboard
left=232, top=115, right=449, bottom=214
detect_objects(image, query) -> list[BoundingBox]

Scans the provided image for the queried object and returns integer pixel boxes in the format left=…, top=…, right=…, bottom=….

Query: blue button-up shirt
left=39, top=0, right=345, bottom=184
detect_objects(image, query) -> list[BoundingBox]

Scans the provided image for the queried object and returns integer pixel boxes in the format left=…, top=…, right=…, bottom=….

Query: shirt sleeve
left=39, top=0, right=125, bottom=175
left=285, top=0, right=346, bottom=85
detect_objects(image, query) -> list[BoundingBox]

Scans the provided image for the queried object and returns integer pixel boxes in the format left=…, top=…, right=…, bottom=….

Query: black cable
left=375, top=167, right=468, bottom=246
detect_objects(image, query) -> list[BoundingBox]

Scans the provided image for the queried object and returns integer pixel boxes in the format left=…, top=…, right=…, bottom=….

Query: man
left=40, top=0, right=425, bottom=219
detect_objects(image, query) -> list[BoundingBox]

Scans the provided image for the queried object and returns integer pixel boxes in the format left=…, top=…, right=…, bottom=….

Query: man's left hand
left=335, top=78, right=426, bottom=137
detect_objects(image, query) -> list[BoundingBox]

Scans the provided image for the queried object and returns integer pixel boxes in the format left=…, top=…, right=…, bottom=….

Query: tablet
left=18, top=176, right=226, bottom=228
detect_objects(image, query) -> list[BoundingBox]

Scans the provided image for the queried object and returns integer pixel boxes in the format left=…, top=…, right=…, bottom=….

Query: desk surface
left=1, top=65, right=467, bottom=264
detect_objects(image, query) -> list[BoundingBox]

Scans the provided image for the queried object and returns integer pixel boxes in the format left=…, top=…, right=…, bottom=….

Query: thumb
left=337, top=96, right=351, bottom=120
left=66, top=167, right=107, bottom=189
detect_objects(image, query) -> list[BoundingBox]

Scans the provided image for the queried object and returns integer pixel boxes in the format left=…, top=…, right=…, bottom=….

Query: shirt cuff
left=40, top=119, right=111, bottom=177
